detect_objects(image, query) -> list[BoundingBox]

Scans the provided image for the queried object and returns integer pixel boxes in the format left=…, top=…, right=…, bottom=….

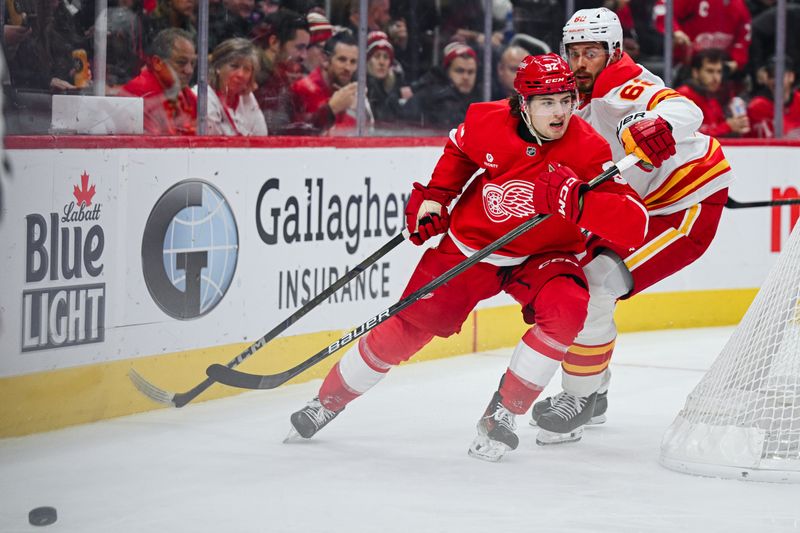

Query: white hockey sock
left=508, top=328, right=563, bottom=389
left=337, top=339, right=391, bottom=395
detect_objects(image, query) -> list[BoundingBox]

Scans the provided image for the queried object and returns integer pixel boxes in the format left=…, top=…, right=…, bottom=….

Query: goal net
left=660, top=223, right=800, bottom=483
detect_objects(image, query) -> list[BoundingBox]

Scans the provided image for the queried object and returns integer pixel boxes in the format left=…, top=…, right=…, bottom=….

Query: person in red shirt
left=251, top=9, right=310, bottom=135
left=120, top=28, right=197, bottom=135
left=286, top=54, right=649, bottom=462
left=291, top=31, right=366, bottom=135
left=748, top=57, right=800, bottom=138
left=654, top=0, right=752, bottom=74
left=676, top=48, right=750, bottom=137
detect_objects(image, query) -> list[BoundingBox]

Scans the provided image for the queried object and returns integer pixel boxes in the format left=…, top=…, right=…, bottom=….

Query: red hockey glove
left=404, top=182, right=451, bottom=245
left=532, top=164, right=588, bottom=224
left=618, top=113, right=676, bottom=168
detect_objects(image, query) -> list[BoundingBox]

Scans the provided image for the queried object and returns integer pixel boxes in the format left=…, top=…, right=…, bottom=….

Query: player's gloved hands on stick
left=618, top=112, right=676, bottom=168
left=533, top=163, right=587, bottom=224
left=404, top=182, right=451, bottom=245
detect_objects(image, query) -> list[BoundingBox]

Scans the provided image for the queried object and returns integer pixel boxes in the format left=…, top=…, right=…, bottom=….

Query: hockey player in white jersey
left=532, top=7, right=735, bottom=444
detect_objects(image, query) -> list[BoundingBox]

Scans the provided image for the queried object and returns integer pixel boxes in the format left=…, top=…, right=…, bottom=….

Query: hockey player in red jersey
left=531, top=8, right=735, bottom=445
left=287, top=53, right=649, bottom=461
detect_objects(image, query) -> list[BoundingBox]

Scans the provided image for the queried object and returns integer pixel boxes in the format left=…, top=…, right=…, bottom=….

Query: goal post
left=659, top=223, right=800, bottom=483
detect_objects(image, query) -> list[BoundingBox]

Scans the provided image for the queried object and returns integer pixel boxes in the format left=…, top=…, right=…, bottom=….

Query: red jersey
left=675, top=83, right=732, bottom=137
left=747, top=90, right=800, bottom=138
left=291, top=67, right=356, bottom=135
left=655, top=0, right=751, bottom=67
left=426, top=100, right=648, bottom=262
left=121, top=67, right=197, bottom=135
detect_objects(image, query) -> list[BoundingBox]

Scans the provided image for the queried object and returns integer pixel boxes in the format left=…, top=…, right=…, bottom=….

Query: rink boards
left=0, top=137, right=797, bottom=436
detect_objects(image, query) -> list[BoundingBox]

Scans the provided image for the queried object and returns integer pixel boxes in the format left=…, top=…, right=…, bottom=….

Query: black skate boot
left=535, top=392, right=597, bottom=445
left=530, top=390, right=607, bottom=427
left=468, top=391, right=519, bottom=462
left=285, top=397, right=342, bottom=442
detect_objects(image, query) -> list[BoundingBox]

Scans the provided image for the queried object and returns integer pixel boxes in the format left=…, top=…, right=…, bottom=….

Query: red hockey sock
left=318, top=362, right=362, bottom=412
left=498, top=369, right=544, bottom=415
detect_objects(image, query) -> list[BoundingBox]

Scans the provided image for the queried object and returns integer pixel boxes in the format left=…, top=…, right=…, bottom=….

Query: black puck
left=28, top=506, right=57, bottom=526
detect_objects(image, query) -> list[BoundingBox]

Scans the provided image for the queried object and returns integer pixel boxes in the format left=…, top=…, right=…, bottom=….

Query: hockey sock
left=561, top=339, right=615, bottom=396
left=318, top=336, right=390, bottom=411
left=498, top=369, right=544, bottom=415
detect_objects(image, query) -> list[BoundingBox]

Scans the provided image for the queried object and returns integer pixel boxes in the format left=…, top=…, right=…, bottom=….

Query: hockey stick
left=128, top=229, right=410, bottom=407
left=206, top=153, right=641, bottom=390
left=726, top=197, right=800, bottom=209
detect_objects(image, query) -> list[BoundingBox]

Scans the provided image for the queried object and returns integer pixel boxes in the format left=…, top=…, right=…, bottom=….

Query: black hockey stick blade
left=726, top=196, right=800, bottom=209
left=207, top=154, right=640, bottom=390
left=128, top=230, right=408, bottom=407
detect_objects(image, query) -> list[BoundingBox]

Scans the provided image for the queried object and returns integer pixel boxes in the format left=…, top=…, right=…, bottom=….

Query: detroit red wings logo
left=482, top=180, right=536, bottom=222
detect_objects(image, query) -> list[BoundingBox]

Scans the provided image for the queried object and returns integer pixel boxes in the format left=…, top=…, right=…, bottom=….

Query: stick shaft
left=726, top=197, right=800, bottom=209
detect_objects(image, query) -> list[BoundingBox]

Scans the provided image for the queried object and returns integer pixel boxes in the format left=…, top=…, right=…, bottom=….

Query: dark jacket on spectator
left=400, top=68, right=480, bottom=132
left=367, top=72, right=405, bottom=125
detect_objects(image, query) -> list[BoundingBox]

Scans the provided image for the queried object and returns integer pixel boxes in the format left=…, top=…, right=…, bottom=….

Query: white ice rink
left=1, top=326, right=799, bottom=533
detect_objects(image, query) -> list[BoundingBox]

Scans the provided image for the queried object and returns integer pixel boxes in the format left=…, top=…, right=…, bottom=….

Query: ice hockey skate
left=530, top=390, right=608, bottom=427
left=468, top=391, right=519, bottom=462
left=535, top=392, right=597, bottom=445
left=284, top=397, right=342, bottom=442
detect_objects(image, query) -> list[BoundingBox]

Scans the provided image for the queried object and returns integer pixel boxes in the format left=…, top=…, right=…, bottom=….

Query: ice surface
left=1, top=327, right=799, bottom=532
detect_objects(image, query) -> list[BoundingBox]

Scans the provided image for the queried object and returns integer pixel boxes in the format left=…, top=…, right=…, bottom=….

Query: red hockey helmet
left=513, top=53, right=576, bottom=98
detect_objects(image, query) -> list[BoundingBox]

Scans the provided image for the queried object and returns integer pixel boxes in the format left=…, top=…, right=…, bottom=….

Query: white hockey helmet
left=561, top=8, right=623, bottom=64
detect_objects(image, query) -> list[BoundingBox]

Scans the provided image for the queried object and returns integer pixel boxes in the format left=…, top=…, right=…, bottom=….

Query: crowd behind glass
left=3, top=0, right=799, bottom=138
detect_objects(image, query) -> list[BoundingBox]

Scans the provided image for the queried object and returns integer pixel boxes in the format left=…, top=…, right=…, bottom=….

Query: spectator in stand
left=305, top=10, right=334, bottom=74
left=120, top=28, right=197, bottom=135
left=143, top=0, right=197, bottom=50
left=676, top=49, right=750, bottom=137
left=749, top=4, right=800, bottom=82
left=654, top=0, right=751, bottom=76
left=511, top=0, right=565, bottom=53
left=366, top=30, right=407, bottom=126
left=106, top=0, right=146, bottom=88
left=400, top=42, right=480, bottom=132
left=292, top=30, right=370, bottom=135
left=386, top=0, right=440, bottom=84
left=748, top=57, right=800, bottom=138
left=439, top=0, right=502, bottom=51
left=492, top=45, right=528, bottom=100
left=612, top=0, right=668, bottom=76
left=251, top=9, right=310, bottom=134
left=7, top=0, right=90, bottom=92
left=198, top=38, right=267, bottom=135
left=207, top=0, right=256, bottom=51
left=346, top=0, right=391, bottom=33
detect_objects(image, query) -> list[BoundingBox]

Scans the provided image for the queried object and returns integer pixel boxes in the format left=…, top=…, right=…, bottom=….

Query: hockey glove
left=404, top=182, right=451, bottom=245
left=617, top=112, right=676, bottom=168
left=533, top=164, right=588, bottom=224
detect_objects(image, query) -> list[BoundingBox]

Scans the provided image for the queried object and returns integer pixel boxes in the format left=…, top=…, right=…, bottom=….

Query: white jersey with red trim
left=577, top=53, right=734, bottom=216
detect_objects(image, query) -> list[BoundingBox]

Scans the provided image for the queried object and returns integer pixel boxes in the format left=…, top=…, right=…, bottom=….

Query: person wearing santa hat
left=305, top=10, right=334, bottom=74
left=366, top=30, right=409, bottom=127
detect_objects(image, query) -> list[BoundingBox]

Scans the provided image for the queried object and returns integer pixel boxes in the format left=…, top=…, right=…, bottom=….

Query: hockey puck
left=28, top=506, right=57, bottom=526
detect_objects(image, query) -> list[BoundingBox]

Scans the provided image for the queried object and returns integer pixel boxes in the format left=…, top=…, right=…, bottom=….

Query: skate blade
left=468, top=435, right=510, bottom=462
left=283, top=427, right=305, bottom=443
left=535, top=427, right=584, bottom=446
left=530, top=415, right=606, bottom=428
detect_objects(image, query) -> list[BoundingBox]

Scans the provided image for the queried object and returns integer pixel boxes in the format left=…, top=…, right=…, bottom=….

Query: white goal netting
left=660, top=223, right=800, bottom=483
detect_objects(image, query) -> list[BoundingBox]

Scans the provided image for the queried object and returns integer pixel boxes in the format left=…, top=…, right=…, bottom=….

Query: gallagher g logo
left=141, top=180, right=239, bottom=320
